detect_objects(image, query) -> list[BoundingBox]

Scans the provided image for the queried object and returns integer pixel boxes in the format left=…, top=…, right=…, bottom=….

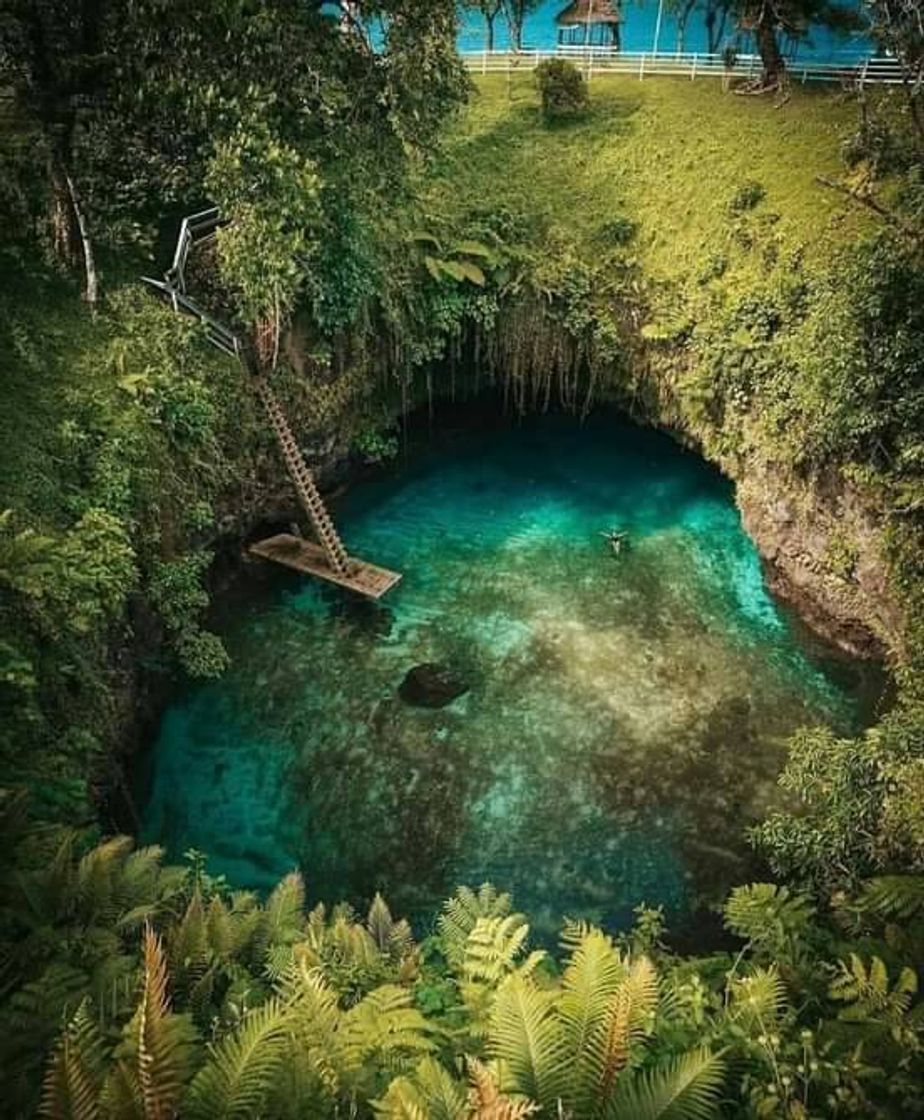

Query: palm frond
left=608, top=1047, right=725, bottom=1120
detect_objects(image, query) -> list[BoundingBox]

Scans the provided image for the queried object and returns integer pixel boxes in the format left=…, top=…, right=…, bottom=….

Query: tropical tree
left=502, top=0, right=543, bottom=51
left=466, top=0, right=506, bottom=51
left=731, top=0, right=862, bottom=89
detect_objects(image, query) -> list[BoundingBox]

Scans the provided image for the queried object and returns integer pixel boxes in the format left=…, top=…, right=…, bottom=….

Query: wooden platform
left=249, top=534, right=402, bottom=600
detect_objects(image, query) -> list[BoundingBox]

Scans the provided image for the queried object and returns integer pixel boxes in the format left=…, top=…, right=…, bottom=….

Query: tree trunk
left=65, top=173, right=98, bottom=309
left=486, top=12, right=495, bottom=51
left=755, top=15, right=785, bottom=88
left=48, top=151, right=80, bottom=268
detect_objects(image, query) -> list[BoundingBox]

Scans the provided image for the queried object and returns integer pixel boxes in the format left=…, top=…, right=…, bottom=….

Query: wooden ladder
left=255, top=379, right=350, bottom=577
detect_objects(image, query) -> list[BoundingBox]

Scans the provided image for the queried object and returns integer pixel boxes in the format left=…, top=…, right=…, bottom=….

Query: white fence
left=461, top=48, right=905, bottom=85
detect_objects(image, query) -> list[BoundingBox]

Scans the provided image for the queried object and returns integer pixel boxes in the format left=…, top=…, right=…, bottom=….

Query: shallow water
left=140, top=411, right=877, bottom=941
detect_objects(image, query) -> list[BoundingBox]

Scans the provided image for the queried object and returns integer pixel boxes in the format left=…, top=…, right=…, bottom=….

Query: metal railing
left=460, top=48, right=905, bottom=85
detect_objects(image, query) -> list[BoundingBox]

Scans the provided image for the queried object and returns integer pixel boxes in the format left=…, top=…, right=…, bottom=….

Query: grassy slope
left=429, top=74, right=869, bottom=283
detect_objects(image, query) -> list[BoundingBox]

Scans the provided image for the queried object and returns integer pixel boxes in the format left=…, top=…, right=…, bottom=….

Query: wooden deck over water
left=249, top=534, right=402, bottom=599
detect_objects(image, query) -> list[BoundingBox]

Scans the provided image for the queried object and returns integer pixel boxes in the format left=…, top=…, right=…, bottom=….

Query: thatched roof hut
left=556, top=0, right=621, bottom=47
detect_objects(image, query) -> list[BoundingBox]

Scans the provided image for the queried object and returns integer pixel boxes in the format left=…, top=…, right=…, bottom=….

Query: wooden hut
left=556, top=0, right=621, bottom=48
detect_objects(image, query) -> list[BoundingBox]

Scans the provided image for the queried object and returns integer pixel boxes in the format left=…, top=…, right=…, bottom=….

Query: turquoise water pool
left=140, top=411, right=875, bottom=940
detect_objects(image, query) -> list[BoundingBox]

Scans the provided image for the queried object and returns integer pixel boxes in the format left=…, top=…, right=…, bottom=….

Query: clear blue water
left=140, top=412, right=875, bottom=940
left=456, top=1, right=873, bottom=61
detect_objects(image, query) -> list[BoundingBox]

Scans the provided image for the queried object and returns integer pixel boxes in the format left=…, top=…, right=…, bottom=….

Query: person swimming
left=600, top=527, right=629, bottom=557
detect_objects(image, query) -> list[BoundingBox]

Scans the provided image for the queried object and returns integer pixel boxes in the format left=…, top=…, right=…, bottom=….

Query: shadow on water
left=137, top=403, right=885, bottom=947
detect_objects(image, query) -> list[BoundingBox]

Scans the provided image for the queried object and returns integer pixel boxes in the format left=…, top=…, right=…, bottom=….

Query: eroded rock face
left=399, top=663, right=470, bottom=708
left=736, top=463, right=901, bottom=659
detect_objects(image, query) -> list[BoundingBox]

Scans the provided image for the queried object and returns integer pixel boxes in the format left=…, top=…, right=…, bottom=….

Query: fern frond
left=729, top=967, right=787, bottom=1031
left=368, top=893, right=396, bottom=952
left=467, top=1057, right=538, bottom=1120
left=168, top=893, right=210, bottom=988
left=723, top=884, right=814, bottom=950
left=487, top=975, right=567, bottom=1106
left=598, top=955, right=659, bottom=1106
left=341, top=984, right=437, bottom=1075
left=184, top=998, right=290, bottom=1120
left=375, top=1057, right=467, bottom=1120
left=829, top=953, right=918, bottom=1023
left=854, top=875, right=924, bottom=921
left=76, top=836, right=134, bottom=925
left=259, top=871, right=305, bottom=950
left=558, top=926, right=625, bottom=1109
left=463, top=917, right=534, bottom=986
left=39, top=1003, right=105, bottom=1120
left=438, top=885, right=516, bottom=968
left=281, top=961, right=344, bottom=1094
left=135, top=925, right=198, bottom=1120
left=608, top=1047, right=725, bottom=1120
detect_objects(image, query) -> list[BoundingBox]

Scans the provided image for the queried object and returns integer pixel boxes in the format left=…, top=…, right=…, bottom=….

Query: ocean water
left=139, top=411, right=877, bottom=941
left=456, top=1, right=873, bottom=61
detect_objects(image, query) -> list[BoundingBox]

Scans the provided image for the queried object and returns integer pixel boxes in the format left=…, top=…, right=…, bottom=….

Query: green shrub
left=534, top=59, right=588, bottom=122
left=598, top=215, right=637, bottom=247
left=729, top=180, right=766, bottom=213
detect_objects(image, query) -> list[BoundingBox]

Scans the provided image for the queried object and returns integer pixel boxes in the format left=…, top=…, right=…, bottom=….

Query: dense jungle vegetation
left=0, top=0, right=923, bottom=1116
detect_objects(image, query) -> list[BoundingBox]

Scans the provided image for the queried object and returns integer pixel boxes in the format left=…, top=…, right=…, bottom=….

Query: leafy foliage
left=11, top=836, right=923, bottom=1118
left=534, top=61, right=589, bottom=124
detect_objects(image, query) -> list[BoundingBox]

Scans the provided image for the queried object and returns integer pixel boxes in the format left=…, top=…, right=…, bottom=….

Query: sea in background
left=456, top=0, right=874, bottom=61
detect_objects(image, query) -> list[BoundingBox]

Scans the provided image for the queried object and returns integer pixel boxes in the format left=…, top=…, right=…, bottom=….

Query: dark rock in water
left=399, top=663, right=469, bottom=708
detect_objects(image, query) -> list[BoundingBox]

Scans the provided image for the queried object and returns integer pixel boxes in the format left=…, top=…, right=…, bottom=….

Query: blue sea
left=457, top=0, right=873, bottom=61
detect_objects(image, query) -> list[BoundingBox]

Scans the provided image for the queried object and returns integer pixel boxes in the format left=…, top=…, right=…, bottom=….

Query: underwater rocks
left=399, top=663, right=470, bottom=708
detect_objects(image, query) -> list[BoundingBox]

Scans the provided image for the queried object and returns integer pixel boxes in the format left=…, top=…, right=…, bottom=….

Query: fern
left=854, top=875, right=924, bottom=921
left=723, top=884, right=815, bottom=953
left=375, top=1056, right=468, bottom=1120
left=135, top=926, right=197, bottom=1119
left=467, top=1057, right=538, bottom=1119
left=488, top=975, right=568, bottom=1106
left=728, top=966, right=787, bottom=1032
left=281, top=961, right=344, bottom=1096
left=597, top=955, right=659, bottom=1106
left=557, top=929, right=625, bottom=1111
left=608, top=1047, right=725, bottom=1120
left=261, top=872, right=306, bottom=945
left=341, top=984, right=437, bottom=1076
left=76, top=836, right=135, bottom=927
left=463, top=917, right=539, bottom=986
left=184, top=998, right=290, bottom=1119
left=39, top=1003, right=105, bottom=1120
left=368, top=893, right=398, bottom=953
left=829, top=953, right=918, bottom=1024
left=439, top=885, right=516, bottom=968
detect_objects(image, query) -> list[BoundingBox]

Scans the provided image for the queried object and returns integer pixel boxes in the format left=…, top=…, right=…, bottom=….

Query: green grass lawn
left=429, top=74, right=869, bottom=283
